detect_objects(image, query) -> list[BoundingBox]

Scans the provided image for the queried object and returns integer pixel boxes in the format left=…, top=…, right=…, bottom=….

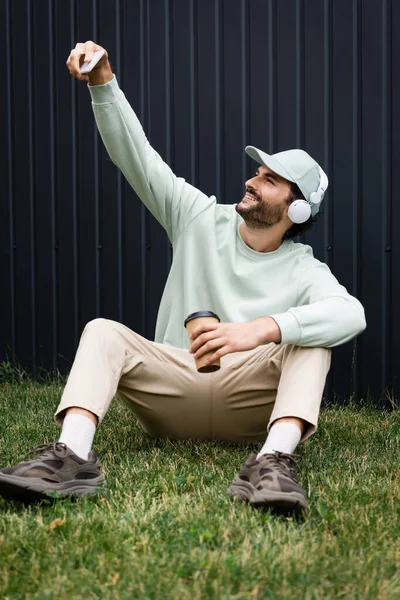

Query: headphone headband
left=309, top=167, right=329, bottom=205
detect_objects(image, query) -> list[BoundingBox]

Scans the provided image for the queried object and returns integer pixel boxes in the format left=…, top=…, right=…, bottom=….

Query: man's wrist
left=253, top=316, right=282, bottom=344
left=88, top=62, right=114, bottom=86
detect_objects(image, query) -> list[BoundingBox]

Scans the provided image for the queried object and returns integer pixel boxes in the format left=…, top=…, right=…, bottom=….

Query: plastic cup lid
left=184, top=311, right=220, bottom=328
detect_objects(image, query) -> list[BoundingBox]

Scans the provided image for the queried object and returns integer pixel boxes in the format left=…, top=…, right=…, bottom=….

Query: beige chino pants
left=55, top=318, right=331, bottom=443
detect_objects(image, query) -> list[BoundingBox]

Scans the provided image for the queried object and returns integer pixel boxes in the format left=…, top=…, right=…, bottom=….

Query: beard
left=235, top=191, right=289, bottom=230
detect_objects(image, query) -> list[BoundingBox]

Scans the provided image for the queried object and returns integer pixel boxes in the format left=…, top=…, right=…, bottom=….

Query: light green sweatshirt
left=89, top=76, right=366, bottom=350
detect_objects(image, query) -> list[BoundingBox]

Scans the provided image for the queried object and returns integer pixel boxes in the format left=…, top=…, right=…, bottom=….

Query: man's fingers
left=82, top=41, right=97, bottom=63
left=190, top=329, right=219, bottom=353
left=190, top=323, right=219, bottom=340
left=203, top=349, right=224, bottom=365
left=66, top=48, right=86, bottom=79
left=193, top=337, right=226, bottom=359
left=196, top=344, right=226, bottom=364
left=66, top=41, right=105, bottom=81
left=66, top=48, right=81, bottom=71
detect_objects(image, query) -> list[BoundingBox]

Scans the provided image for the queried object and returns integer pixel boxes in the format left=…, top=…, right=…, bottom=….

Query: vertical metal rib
left=71, top=0, right=79, bottom=346
left=268, top=0, right=276, bottom=151
left=215, top=0, right=224, bottom=201
left=241, top=0, right=249, bottom=184
left=140, top=0, right=148, bottom=337
left=165, top=0, right=172, bottom=166
left=296, top=0, right=305, bottom=244
left=323, top=0, right=333, bottom=403
left=5, top=0, right=16, bottom=360
left=27, top=0, right=37, bottom=376
left=49, top=0, right=58, bottom=371
left=116, top=0, right=124, bottom=322
left=323, top=0, right=333, bottom=267
left=165, top=0, right=173, bottom=269
left=93, top=0, right=101, bottom=318
left=381, top=0, right=392, bottom=396
left=352, top=0, right=362, bottom=400
left=189, top=0, right=199, bottom=186
left=295, top=0, right=305, bottom=147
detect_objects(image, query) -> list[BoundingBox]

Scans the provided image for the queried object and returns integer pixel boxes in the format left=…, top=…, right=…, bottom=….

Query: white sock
left=256, top=422, right=302, bottom=459
left=58, top=413, right=97, bottom=460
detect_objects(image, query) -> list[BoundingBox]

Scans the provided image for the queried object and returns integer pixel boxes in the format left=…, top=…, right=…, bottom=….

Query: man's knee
left=83, top=318, right=123, bottom=339
left=83, top=317, right=119, bottom=333
left=283, top=344, right=331, bottom=358
left=281, top=344, right=332, bottom=374
left=84, top=317, right=111, bottom=333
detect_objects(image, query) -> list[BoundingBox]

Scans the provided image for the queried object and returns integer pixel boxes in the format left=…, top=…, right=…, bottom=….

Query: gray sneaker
left=0, top=442, right=106, bottom=503
left=228, top=451, right=308, bottom=514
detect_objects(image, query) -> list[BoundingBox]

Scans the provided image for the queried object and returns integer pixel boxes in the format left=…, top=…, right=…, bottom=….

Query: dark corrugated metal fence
left=1, top=0, right=399, bottom=406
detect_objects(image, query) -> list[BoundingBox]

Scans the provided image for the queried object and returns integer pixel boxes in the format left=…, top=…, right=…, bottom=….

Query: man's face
left=235, top=164, right=293, bottom=229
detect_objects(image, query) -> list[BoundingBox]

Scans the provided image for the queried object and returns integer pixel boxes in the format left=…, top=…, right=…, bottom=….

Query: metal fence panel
left=1, top=0, right=399, bottom=406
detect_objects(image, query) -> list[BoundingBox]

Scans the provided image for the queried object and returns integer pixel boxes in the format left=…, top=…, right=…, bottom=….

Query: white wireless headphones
left=288, top=167, right=329, bottom=224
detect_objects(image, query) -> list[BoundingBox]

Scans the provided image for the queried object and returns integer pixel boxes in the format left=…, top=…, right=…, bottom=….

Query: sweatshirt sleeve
left=270, top=262, right=367, bottom=347
left=88, top=76, right=215, bottom=243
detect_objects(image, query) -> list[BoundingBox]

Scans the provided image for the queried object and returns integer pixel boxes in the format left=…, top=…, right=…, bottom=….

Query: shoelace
left=24, top=442, right=69, bottom=460
left=261, top=451, right=300, bottom=482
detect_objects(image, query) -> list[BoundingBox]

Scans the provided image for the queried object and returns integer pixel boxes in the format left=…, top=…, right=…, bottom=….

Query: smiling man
left=0, top=42, right=366, bottom=514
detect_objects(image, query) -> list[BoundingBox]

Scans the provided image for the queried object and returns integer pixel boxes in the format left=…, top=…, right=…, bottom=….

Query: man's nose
left=245, top=176, right=255, bottom=187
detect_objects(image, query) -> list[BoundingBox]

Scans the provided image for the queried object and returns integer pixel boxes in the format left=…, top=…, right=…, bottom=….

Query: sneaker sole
left=228, top=480, right=308, bottom=514
left=0, top=473, right=106, bottom=503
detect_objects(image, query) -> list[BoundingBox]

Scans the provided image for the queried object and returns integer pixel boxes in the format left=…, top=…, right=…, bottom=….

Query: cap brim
left=245, top=146, right=296, bottom=184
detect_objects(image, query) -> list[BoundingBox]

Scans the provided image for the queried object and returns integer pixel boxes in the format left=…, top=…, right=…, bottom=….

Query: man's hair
left=283, top=183, right=319, bottom=240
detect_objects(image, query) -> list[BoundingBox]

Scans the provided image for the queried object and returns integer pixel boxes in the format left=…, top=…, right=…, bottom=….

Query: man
left=0, top=41, right=366, bottom=514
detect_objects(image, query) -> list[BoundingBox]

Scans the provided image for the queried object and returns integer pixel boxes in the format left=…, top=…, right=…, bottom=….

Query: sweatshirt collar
left=236, top=218, right=291, bottom=260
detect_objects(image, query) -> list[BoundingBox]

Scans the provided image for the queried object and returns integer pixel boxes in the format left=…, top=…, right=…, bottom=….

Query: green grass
left=0, top=381, right=399, bottom=600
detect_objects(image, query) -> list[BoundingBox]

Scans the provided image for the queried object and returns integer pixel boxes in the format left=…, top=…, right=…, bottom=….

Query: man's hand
left=66, top=41, right=112, bottom=85
left=189, top=317, right=281, bottom=366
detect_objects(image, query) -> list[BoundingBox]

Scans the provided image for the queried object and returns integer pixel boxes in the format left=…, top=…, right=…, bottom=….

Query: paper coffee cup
left=184, top=311, right=221, bottom=373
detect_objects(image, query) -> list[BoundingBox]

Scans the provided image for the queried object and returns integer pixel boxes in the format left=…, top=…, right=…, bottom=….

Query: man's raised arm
left=66, top=41, right=215, bottom=243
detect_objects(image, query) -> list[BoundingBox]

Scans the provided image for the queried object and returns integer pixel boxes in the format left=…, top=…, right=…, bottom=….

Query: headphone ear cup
left=288, top=200, right=311, bottom=224
left=309, top=191, right=320, bottom=205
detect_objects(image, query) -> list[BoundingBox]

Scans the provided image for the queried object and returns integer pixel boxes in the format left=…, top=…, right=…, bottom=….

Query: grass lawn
left=0, top=380, right=399, bottom=599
